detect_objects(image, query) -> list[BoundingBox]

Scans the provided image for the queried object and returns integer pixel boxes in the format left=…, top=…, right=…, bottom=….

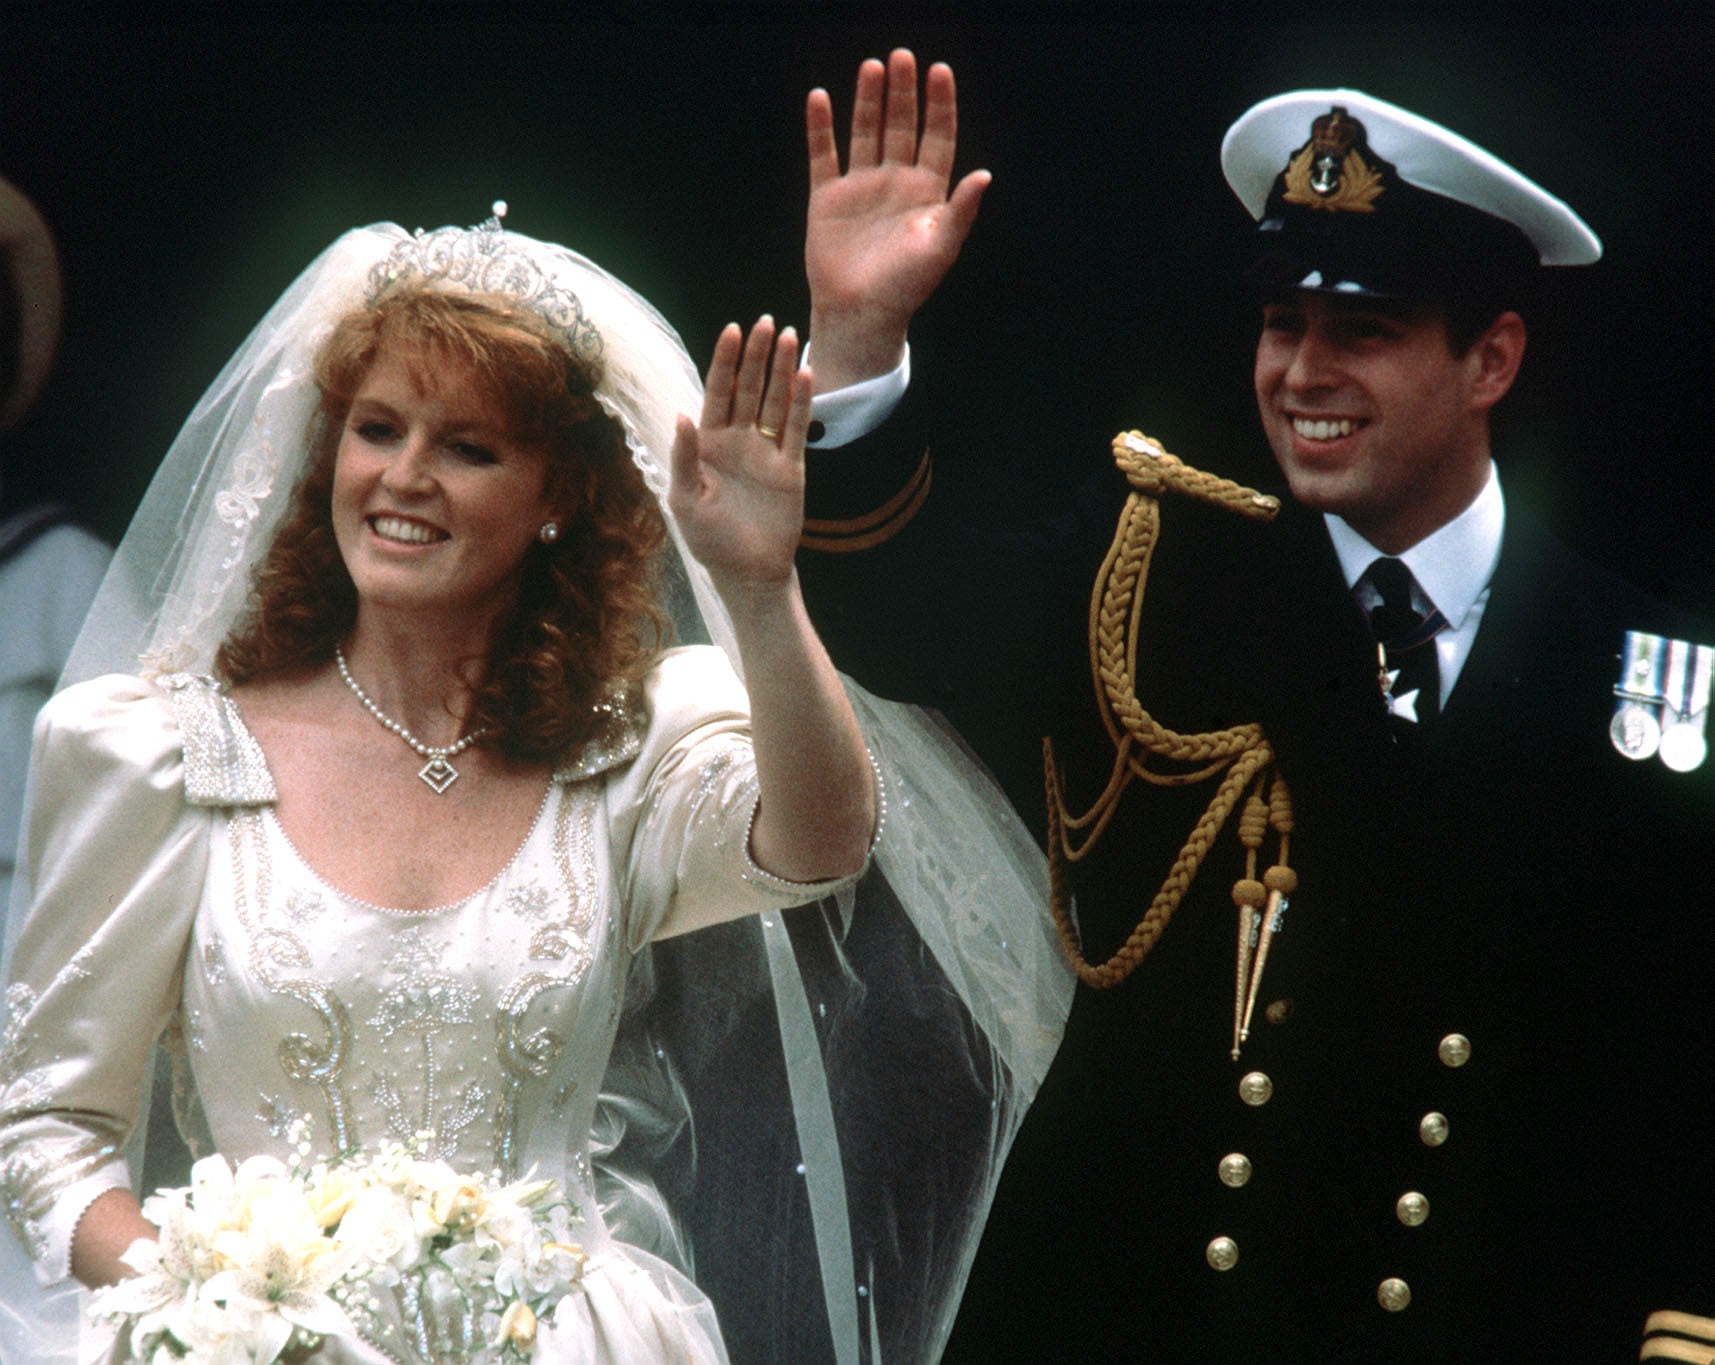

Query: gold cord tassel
left=1046, top=433, right=1296, bottom=1033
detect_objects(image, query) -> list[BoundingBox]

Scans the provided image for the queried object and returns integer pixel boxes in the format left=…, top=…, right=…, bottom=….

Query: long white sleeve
left=0, top=675, right=210, bottom=1282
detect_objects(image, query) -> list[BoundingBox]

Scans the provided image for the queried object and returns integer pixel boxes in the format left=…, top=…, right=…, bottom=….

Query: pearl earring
left=538, top=521, right=560, bottom=544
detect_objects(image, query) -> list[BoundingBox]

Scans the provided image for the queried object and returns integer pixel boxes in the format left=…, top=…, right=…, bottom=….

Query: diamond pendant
left=418, top=756, right=461, bottom=793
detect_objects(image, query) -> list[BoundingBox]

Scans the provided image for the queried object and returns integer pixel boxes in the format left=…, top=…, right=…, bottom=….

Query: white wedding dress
left=0, top=221, right=1073, bottom=1365
left=0, top=646, right=850, bottom=1364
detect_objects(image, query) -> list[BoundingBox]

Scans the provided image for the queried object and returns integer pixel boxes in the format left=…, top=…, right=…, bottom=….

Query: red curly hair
left=215, top=286, right=669, bottom=763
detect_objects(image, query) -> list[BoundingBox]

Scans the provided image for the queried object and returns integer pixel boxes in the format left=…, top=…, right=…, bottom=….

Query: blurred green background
left=2, top=15, right=1710, bottom=613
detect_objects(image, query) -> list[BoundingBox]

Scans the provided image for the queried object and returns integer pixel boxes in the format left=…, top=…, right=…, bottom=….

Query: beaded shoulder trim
left=153, top=673, right=278, bottom=808
left=551, top=686, right=646, bottom=783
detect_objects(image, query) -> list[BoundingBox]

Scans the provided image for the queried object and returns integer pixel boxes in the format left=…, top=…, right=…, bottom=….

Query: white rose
left=336, top=1186, right=423, bottom=1271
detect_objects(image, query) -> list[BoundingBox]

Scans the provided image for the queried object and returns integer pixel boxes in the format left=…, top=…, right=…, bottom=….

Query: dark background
left=2, top=13, right=1711, bottom=615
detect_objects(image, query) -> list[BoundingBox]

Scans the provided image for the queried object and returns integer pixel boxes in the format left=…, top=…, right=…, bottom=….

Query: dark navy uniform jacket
left=796, top=385, right=1715, bottom=1364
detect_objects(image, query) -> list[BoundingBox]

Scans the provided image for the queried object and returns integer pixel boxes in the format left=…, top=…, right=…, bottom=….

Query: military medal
left=1373, top=605, right=1446, bottom=724
left=1660, top=722, right=1708, bottom=774
left=1612, top=630, right=1667, bottom=760
left=1612, top=630, right=1711, bottom=771
left=1376, top=645, right=1424, bottom=723
left=1609, top=703, right=1662, bottom=761
left=1658, top=638, right=1712, bottom=773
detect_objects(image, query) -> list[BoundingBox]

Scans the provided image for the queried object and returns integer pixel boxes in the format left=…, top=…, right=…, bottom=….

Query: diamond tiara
left=365, top=201, right=605, bottom=366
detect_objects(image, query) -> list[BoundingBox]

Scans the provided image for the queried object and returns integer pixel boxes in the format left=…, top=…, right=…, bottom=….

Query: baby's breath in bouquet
left=89, top=1125, right=586, bottom=1364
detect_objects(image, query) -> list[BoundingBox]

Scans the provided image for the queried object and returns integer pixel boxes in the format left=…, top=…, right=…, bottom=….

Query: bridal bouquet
left=88, top=1128, right=587, bottom=1364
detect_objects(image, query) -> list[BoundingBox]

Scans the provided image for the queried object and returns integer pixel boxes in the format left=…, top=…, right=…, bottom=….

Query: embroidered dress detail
left=0, top=982, right=128, bottom=1256
left=228, top=809, right=356, bottom=1154
left=202, top=772, right=613, bottom=1190
left=159, top=674, right=277, bottom=805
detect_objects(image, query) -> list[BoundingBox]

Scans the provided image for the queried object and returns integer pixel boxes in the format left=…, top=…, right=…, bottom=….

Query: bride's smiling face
left=331, top=350, right=557, bottom=624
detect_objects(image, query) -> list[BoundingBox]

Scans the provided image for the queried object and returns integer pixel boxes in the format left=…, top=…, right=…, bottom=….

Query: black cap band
left=1246, top=176, right=1541, bottom=301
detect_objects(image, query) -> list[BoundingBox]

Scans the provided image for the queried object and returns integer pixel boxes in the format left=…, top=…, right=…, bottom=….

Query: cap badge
left=1282, top=106, right=1389, bottom=214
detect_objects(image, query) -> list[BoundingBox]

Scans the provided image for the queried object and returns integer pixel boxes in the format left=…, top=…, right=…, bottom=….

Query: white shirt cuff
left=806, top=344, right=911, bottom=449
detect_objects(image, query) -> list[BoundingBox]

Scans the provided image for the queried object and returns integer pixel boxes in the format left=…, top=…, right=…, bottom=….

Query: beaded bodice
left=176, top=781, right=620, bottom=1205
left=149, top=670, right=653, bottom=1217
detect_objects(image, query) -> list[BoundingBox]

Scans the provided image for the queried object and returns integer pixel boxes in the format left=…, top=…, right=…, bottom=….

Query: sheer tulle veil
left=0, top=218, right=1070, bottom=1364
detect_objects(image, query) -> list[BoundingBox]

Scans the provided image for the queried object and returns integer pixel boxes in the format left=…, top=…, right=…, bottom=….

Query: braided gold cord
left=1047, top=432, right=1294, bottom=990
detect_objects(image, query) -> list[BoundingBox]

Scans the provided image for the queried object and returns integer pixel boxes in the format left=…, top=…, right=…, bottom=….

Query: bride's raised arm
left=669, top=317, right=876, bottom=887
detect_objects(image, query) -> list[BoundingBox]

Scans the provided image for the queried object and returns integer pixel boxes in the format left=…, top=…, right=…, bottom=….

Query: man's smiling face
left=1253, top=291, right=1514, bottom=553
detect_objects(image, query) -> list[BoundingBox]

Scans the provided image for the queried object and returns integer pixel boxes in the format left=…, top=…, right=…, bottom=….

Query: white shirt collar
left=1324, top=461, right=1505, bottom=630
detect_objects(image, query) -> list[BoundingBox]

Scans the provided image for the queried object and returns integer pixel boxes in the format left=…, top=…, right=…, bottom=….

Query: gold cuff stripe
left=1641, top=1340, right=1715, bottom=1364
left=804, top=449, right=930, bottom=535
left=1646, top=1310, right=1715, bottom=1344
left=1648, top=1313, right=1715, bottom=1343
left=801, top=451, right=932, bottom=553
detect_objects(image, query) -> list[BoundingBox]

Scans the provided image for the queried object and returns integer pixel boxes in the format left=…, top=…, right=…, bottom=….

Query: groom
left=797, top=51, right=1715, bottom=1362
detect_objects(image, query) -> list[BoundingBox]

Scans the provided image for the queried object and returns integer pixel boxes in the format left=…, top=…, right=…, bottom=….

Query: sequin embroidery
left=160, top=675, right=276, bottom=806
left=0, top=983, right=37, bottom=1079
left=229, top=810, right=355, bottom=1152
left=494, top=783, right=600, bottom=1175
left=506, top=882, right=554, bottom=921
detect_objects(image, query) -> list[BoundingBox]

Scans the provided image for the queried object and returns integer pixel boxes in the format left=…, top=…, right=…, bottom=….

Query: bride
left=0, top=215, right=1067, bottom=1363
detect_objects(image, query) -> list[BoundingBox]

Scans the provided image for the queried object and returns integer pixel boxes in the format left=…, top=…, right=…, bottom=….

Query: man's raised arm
left=804, top=48, right=988, bottom=394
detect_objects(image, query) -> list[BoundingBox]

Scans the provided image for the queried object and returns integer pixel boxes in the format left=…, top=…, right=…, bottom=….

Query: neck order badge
left=1366, top=557, right=1446, bottom=726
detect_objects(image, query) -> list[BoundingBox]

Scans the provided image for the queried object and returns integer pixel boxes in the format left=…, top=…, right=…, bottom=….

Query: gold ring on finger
left=755, top=422, right=781, bottom=440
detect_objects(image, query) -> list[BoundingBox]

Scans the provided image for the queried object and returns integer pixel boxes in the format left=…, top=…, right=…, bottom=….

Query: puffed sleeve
left=0, top=674, right=210, bottom=1284
left=605, top=646, right=867, bottom=948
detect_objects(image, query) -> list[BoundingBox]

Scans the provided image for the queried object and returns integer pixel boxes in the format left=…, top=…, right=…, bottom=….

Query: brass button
left=1206, top=1236, right=1239, bottom=1271
left=1395, top=1191, right=1429, bottom=1227
left=1377, top=1277, right=1412, bottom=1312
left=1264, top=998, right=1293, bottom=1025
left=1437, top=1033, right=1472, bottom=1068
left=1419, top=1112, right=1449, bottom=1147
left=1218, top=1153, right=1253, bottom=1188
left=1238, top=1071, right=1274, bottom=1107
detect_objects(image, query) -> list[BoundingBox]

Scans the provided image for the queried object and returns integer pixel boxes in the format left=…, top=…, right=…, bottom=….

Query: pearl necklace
left=335, top=645, right=490, bottom=793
